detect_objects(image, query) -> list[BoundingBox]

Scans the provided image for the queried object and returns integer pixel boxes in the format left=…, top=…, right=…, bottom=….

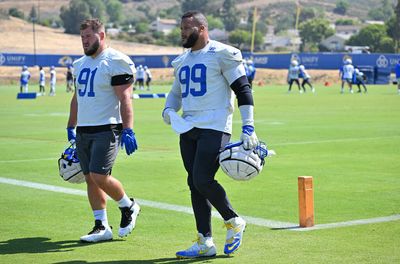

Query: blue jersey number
left=179, top=64, right=207, bottom=98
left=77, top=68, right=97, bottom=97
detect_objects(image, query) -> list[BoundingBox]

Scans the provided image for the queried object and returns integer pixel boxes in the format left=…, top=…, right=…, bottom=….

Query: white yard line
left=0, top=177, right=295, bottom=229
left=0, top=158, right=55, bottom=163
left=290, top=215, right=400, bottom=231
left=273, top=135, right=400, bottom=146
left=1, top=177, right=398, bottom=231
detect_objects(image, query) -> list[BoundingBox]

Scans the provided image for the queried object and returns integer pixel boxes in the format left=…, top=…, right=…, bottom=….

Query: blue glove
left=120, top=128, right=138, bottom=155
left=67, top=127, right=76, bottom=143
left=240, top=125, right=259, bottom=150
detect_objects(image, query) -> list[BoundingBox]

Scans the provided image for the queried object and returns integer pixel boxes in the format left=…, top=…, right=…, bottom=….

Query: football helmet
left=219, top=141, right=268, bottom=181
left=58, top=143, right=85, bottom=184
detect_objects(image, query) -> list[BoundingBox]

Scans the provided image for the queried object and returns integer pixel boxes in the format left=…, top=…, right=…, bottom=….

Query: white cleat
left=80, top=220, right=113, bottom=243
left=224, top=216, right=246, bottom=255
left=176, top=233, right=217, bottom=259
left=118, top=199, right=140, bottom=237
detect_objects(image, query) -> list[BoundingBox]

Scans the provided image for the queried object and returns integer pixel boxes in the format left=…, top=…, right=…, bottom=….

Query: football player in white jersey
left=38, top=66, right=45, bottom=95
left=287, top=60, right=302, bottom=93
left=299, top=64, right=315, bottom=93
left=162, top=11, right=259, bottom=258
left=339, top=58, right=355, bottom=94
left=144, top=65, right=152, bottom=91
left=66, top=18, right=140, bottom=243
left=19, top=65, right=30, bottom=93
left=49, top=66, right=57, bottom=96
left=354, top=66, right=367, bottom=93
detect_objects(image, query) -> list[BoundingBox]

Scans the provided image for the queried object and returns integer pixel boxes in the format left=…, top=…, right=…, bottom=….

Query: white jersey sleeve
left=109, top=52, right=136, bottom=78
left=165, top=77, right=182, bottom=111
left=216, top=45, right=246, bottom=85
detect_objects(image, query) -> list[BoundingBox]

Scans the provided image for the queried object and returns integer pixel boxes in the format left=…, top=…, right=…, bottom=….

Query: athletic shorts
left=343, top=78, right=352, bottom=84
left=76, top=124, right=122, bottom=175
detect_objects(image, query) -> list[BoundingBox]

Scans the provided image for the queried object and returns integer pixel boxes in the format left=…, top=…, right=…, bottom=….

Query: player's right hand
left=162, top=107, right=175, bottom=125
left=67, top=127, right=76, bottom=143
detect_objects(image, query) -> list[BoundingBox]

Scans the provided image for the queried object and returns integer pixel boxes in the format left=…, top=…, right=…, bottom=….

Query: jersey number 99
left=179, top=64, right=207, bottom=98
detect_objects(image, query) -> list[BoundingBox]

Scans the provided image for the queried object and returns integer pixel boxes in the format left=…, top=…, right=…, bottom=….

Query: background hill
left=0, top=16, right=183, bottom=55
left=0, top=0, right=387, bottom=23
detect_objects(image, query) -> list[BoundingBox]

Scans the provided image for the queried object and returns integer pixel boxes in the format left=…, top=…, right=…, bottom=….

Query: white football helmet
left=219, top=141, right=268, bottom=181
left=58, top=143, right=85, bottom=184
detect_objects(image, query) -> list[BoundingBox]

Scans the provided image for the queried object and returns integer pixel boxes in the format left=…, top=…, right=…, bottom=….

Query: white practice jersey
left=145, top=69, right=152, bottom=79
left=73, top=47, right=136, bottom=126
left=39, top=69, right=45, bottom=86
left=354, top=68, right=364, bottom=78
left=288, top=65, right=300, bottom=80
left=136, top=67, right=145, bottom=80
left=299, top=65, right=310, bottom=79
left=20, top=70, right=30, bottom=85
left=340, top=64, right=354, bottom=79
left=50, top=69, right=56, bottom=84
left=166, top=40, right=246, bottom=134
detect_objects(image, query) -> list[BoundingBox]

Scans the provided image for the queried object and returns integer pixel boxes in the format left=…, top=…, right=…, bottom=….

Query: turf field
left=0, top=82, right=399, bottom=264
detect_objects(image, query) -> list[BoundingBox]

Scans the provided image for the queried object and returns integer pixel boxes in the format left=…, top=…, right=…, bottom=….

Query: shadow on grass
left=0, top=237, right=123, bottom=254
left=54, top=255, right=232, bottom=264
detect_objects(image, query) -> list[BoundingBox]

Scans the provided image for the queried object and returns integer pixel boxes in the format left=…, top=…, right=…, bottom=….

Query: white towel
left=168, top=111, right=193, bottom=134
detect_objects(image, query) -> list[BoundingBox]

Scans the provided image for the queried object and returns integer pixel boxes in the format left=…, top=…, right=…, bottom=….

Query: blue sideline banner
left=1, top=52, right=399, bottom=84
left=0, top=53, right=179, bottom=68
left=2, top=52, right=399, bottom=71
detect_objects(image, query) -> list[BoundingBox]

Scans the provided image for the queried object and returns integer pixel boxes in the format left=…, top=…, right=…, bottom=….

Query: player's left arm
left=218, top=47, right=258, bottom=149
left=113, top=82, right=133, bottom=129
left=113, top=80, right=138, bottom=155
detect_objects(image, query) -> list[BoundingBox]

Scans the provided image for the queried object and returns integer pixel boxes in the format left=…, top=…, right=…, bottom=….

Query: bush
left=8, top=8, right=24, bottom=19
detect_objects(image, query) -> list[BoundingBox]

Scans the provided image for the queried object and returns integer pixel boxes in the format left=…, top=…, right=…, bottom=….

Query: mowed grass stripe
left=0, top=176, right=296, bottom=229
left=2, top=176, right=399, bottom=232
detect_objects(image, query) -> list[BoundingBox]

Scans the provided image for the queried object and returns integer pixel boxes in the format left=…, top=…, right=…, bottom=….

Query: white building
left=150, top=17, right=177, bottom=35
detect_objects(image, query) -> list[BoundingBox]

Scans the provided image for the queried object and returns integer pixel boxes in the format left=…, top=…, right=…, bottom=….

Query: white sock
left=93, top=209, right=108, bottom=227
left=117, top=194, right=133, bottom=208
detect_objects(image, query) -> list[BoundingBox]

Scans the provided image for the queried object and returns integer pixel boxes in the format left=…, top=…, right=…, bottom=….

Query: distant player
left=299, top=64, right=314, bottom=93
left=395, top=61, right=400, bottom=95
left=287, top=60, right=302, bottom=93
left=38, top=66, right=45, bottom=95
left=144, top=66, right=152, bottom=91
left=135, top=65, right=145, bottom=90
left=354, top=66, right=367, bottom=93
left=163, top=11, right=258, bottom=259
left=339, top=58, right=354, bottom=94
left=20, top=65, right=30, bottom=93
left=49, top=66, right=57, bottom=96
left=66, top=65, right=74, bottom=93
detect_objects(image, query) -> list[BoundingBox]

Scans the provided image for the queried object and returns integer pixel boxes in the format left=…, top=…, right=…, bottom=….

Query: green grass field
left=0, top=82, right=399, bottom=264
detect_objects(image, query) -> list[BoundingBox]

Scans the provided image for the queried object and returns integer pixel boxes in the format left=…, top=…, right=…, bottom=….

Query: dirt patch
left=0, top=66, right=339, bottom=87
